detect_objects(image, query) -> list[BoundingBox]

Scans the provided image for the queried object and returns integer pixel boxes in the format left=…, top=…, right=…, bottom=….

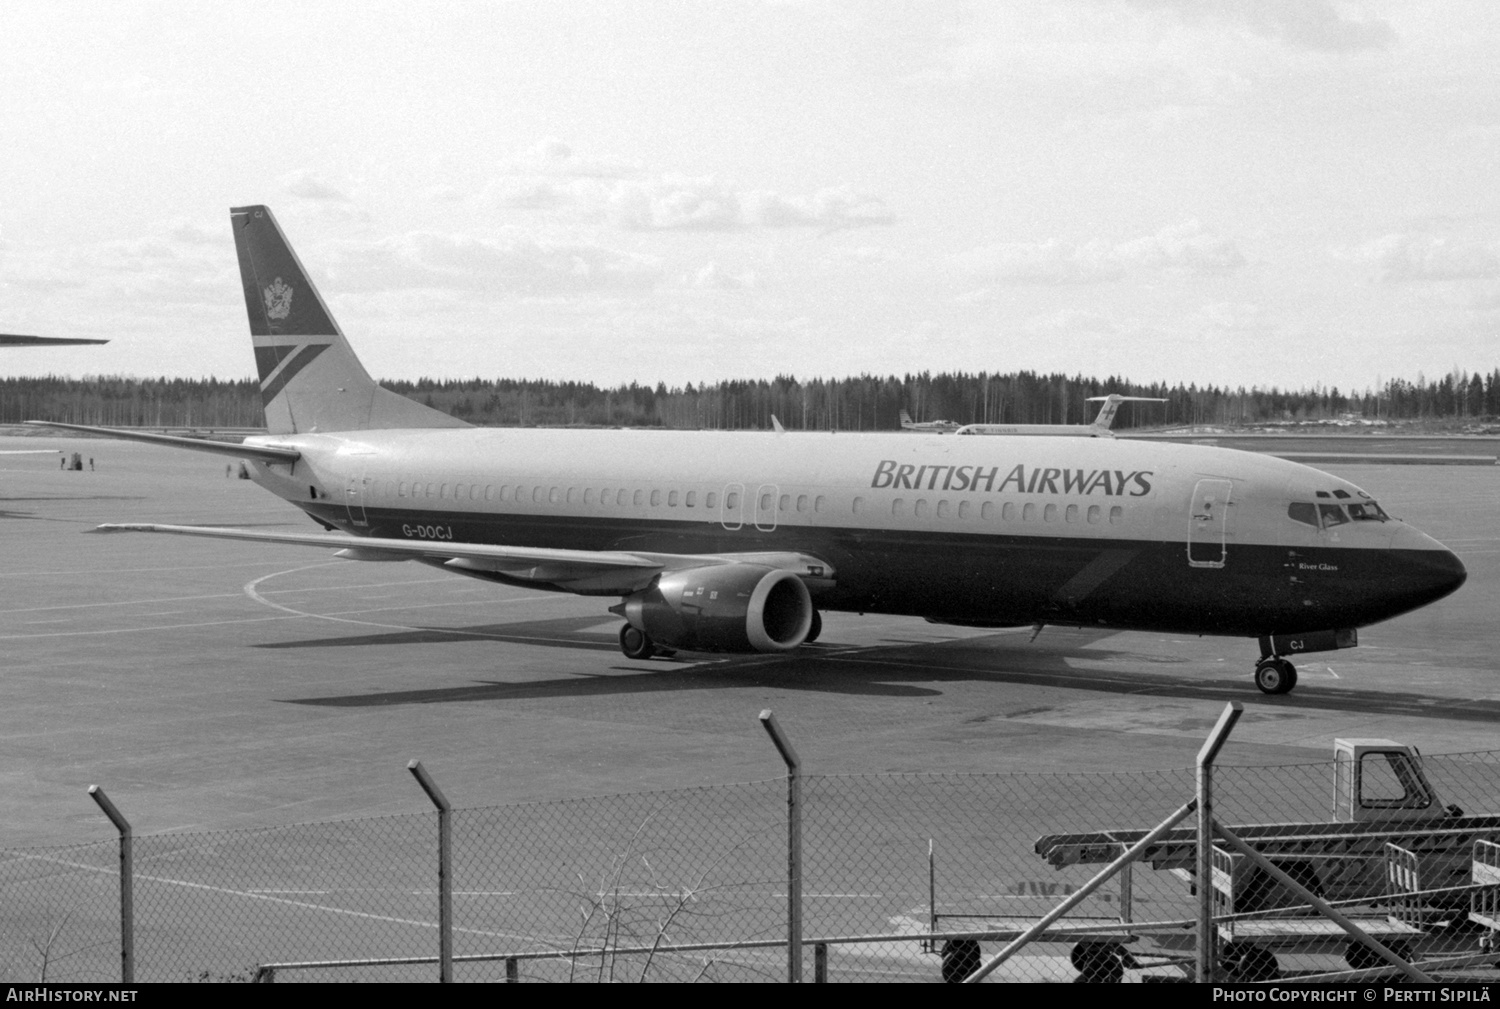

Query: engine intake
left=621, top=565, right=814, bottom=653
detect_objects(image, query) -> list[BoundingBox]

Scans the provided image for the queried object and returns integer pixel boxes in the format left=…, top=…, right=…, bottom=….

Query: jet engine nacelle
left=621, top=565, right=814, bottom=653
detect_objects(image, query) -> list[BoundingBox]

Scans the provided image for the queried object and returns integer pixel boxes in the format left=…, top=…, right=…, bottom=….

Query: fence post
left=1195, top=702, right=1243, bottom=983
left=759, top=709, right=802, bottom=983
left=87, top=785, right=132, bottom=984
left=408, top=760, right=452, bottom=983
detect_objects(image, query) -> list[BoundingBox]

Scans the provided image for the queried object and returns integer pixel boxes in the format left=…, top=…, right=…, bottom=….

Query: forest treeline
left=3, top=368, right=1498, bottom=431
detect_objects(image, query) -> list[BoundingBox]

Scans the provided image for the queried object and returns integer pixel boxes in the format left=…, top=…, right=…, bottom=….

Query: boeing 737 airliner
left=34, top=206, right=1467, bottom=695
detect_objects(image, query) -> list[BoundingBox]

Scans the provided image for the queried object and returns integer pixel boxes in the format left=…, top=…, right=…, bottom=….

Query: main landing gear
left=1253, top=656, right=1297, bottom=695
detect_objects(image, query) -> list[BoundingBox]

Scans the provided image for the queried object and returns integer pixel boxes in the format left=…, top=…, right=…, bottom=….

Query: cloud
left=0, top=223, right=233, bottom=309
left=481, top=140, right=893, bottom=232
left=321, top=231, right=664, bottom=295
left=956, top=221, right=1244, bottom=285
left=676, top=262, right=758, bottom=291
left=956, top=239, right=1126, bottom=285
left=279, top=170, right=354, bottom=203
left=1128, top=0, right=1396, bottom=54
left=1338, top=234, right=1500, bottom=284
left=499, top=137, right=642, bottom=180
left=1114, top=219, right=1246, bottom=273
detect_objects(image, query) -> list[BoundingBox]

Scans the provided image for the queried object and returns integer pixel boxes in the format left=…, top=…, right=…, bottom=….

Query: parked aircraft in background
left=31, top=207, right=1466, bottom=695
left=1, top=336, right=105, bottom=456
left=899, top=409, right=961, bottom=434
left=956, top=395, right=1166, bottom=438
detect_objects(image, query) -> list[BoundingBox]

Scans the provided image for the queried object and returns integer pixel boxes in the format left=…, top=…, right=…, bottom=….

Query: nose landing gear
left=1253, top=656, right=1297, bottom=695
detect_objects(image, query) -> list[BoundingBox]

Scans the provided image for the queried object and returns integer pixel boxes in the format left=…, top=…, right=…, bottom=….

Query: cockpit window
left=1347, top=501, right=1389, bottom=522
left=1318, top=503, right=1349, bottom=527
left=1288, top=502, right=1318, bottom=526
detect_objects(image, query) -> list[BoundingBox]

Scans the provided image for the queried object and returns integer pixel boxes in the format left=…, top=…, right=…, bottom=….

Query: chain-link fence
left=5, top=737, right=1500, bottom=983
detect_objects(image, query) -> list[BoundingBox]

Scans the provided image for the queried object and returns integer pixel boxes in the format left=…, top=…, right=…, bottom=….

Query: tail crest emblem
left=263, top=278, right=294, bottom=321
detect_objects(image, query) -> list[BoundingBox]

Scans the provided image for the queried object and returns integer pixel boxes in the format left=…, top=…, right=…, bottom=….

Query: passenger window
left=633, top=489, right=645, bottom=506
left=797, top=494, right=808, bottom=512
left=1318, top=504, right=1349, bottom=528
left=584, top=488, right=595, bottom=504
left=546, top=487, right=558, bottom=504
left=1023, top=503, right=1036, bottom=521
left=440, top=483, right=449, bottom=499
left=814, top=495, right=826, bottom=512
left=1066, top=504, right=1079, bottom=523
left=485, top=485, right=494, bottom=501
left=398, top=481, right=408, bottom=498
left=980, top=501, right=993, bottom=520
left=455, top=483, right=466, bottom=500
left=893, top=498, right=906, bottom=516
left=1288, top=502, right=1318, bottom=527
left=852, top=496, right=865, bottom=514
left=760, top=493, right=772, bottom=511
left=915, top=499, right=930, bottom=518
left=617, top=489, right=628, bottom=506
left=936, top=499, right=950, bottom=519
left=1109, top=506, right=1123, bottom=525
left=779, top=494, right=791, bottom=512
left=1087, top=505, right=1101, bottom=524
left=650, top=490, right=661, bottom=506
left=1002, top=502, right=1016, bottom=521
left=707, top=491, right=718, bottom=509
left=566, top=487, right=577, bottom=504
left=668, top=490, right=679, bottom=507
left=725, top=491, right=738, bottom=510
left=499, top=485, right=512, bottom=503
left=1044, top=504, right=1058, bottom=522
left=958, top=500, right=971, bottom=519
left=686, top=491, right=696, bottom=507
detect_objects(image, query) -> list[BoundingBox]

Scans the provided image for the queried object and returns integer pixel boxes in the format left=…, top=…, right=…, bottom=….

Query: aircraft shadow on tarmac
left=280, top=624, right=1500, bottom=723
left=255, top=614, right=622, bottom=652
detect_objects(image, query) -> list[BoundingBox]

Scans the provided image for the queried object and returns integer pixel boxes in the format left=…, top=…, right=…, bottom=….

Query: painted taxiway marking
left=12, top=851, right=536, bottom=942
left=241, top=565, right=561, bottom=640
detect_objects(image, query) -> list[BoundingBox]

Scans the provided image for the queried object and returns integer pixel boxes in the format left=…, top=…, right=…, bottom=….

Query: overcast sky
left=2, top=1, right=1497, bottom=394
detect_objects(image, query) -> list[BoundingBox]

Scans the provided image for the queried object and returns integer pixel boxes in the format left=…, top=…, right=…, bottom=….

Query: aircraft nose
left=1391, top=526, right=1467, bottom=602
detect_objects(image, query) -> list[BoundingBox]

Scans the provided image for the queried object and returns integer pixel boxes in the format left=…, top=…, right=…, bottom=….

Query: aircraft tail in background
left=1085, top=394, right=1168, bottom=433
left=231, top=205, right=468, bottom=436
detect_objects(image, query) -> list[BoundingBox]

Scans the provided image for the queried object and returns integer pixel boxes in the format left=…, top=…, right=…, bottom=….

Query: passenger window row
left=378, top=481, right=829, bottom=514
left=850, top=495, right=1124, bottom=525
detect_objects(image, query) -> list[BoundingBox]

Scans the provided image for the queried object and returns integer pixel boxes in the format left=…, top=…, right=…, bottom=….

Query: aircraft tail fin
left=1085, top=395, right=1167, bottom=433
left=899, top=409, right=914, bottom=428
left=231, top=205, right=468, bottom=435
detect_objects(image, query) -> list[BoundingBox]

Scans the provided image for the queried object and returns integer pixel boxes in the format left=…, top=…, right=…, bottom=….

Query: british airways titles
left=871, top=460, right=1155, bottom=497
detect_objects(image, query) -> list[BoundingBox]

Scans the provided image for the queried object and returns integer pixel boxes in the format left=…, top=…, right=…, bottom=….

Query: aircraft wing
left=0, top=334, right=108, bottom=346
left=0, top=449, right=62, bottom=455
left=24, top=421, right=301, bottom=464
left=92, top=523, right=834, bottom=596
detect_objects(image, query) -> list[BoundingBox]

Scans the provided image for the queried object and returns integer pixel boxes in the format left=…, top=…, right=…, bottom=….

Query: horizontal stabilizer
left=24, top=421, right=301, bottom=464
